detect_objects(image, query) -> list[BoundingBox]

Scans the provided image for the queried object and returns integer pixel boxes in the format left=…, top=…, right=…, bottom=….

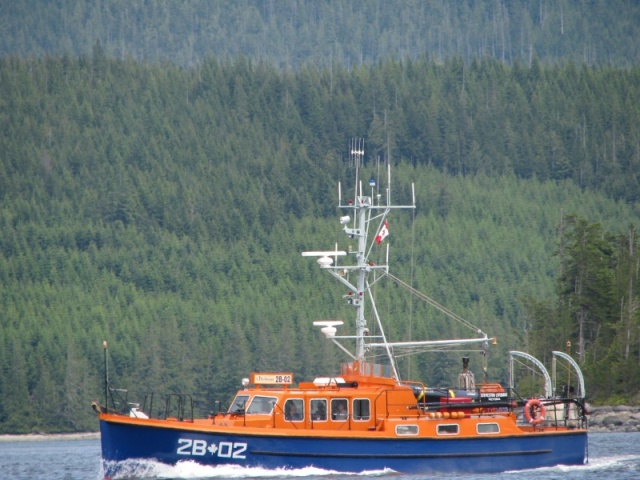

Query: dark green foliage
left=524, top=217, right=640, bottom=402
left=2, top=1, right=640, bottom=68
left=1, top=52, right=640, bottom=433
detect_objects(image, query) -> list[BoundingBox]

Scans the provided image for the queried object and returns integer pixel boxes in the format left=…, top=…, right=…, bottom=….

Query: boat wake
left=566, top=455, right=640, bottom=476
left=105, top=459, right=394, bottom=479
left=503, top=454, right=640, bottom=477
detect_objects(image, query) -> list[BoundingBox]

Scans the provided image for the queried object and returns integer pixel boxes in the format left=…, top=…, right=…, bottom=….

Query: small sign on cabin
left=251, top=373, right=293, bottom=385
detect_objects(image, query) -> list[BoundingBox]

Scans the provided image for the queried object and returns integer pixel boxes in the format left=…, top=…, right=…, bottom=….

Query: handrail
left=164, top=393, right=194, bottom=422
left=518, top=398, right=587, bottom=430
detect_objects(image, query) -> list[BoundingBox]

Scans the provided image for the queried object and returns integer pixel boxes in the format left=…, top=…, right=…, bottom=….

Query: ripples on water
left=0, top=432, right=638, bottom=480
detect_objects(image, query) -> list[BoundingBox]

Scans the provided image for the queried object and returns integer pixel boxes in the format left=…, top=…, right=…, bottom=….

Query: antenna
left=103, top=340, right=109, bottom=413
left=350, top=137, right=364, bottom=168
left=350, top=138, right=365, bottom=203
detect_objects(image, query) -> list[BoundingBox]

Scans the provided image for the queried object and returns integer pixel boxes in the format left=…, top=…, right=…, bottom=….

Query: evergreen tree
left=557, top=216, right=615, bottom=365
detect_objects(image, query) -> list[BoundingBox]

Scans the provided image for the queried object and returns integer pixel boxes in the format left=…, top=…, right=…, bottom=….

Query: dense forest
left=1, top=1, right=640, bottom=434
left=2, top=0, right=640, bottom=68
left=1, top=51, right=639, bottom=433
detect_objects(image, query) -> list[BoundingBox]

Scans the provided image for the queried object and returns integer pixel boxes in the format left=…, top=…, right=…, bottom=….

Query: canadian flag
left=375, top=220, right=389, bottom=244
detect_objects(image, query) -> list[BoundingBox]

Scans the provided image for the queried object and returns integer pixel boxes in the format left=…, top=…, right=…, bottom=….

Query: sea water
left=0, top=432, right=638, bottom=480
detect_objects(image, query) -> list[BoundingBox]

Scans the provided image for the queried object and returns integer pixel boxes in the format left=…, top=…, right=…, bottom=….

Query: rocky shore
left=0, top=432, right=99, bottom=442
left=587, top=405, right=640, bottom=433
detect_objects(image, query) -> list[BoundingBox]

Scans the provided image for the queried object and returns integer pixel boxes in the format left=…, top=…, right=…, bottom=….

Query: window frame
left=477, top=422, right=500, bottom=434
left=283, top=398, right=304, bottom=421
left=310, top=398, right=328, bottom=421
left=228, top=394, right=249, bottom=414
left=245, top=395, right=278, bottom=415
left=331, top=398, right=349, bottom=421
left=352, top=398, right=371, bottom=421
left=396, top=424, right=419, bottom=436
left=436, top=423, right=460, bottom=435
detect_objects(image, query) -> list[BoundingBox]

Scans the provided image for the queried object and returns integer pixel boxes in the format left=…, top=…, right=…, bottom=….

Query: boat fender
left=524, top=399, right=546, bottom=425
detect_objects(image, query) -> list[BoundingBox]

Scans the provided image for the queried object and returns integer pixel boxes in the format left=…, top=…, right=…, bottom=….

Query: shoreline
left=0, top=432, right=100, bottom=442
left=587, top=405, right=640, bottom=433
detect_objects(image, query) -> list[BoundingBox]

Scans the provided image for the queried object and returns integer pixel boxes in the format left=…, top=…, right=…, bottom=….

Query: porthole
left=437, top=424, right=459, bottom=435
left=477, top=423, right=500, bottom=434
left=396, top=425, right=419, bottom=436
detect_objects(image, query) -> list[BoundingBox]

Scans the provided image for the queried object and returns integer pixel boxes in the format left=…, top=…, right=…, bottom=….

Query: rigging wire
left=407, top=194, right=416, bottom=379
left=386, top=272, right=488, bottom=338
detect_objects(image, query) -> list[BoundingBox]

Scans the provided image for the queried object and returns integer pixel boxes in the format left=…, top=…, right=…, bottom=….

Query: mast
left=350, top=137, right=369, bottom=361
left=305, top=139, right=489, bottom=381
left=305, top=139, right=415, bottom=377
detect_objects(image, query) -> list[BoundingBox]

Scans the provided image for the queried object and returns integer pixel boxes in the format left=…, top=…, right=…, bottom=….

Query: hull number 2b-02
left=177, top=438, right=248, bottom=458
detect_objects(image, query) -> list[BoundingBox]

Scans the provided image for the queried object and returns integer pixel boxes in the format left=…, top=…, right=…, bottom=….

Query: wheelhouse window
left=311, top=399, right=327, bottom=421
left=353, top=398, right=370, bottom=421
left=228, top=395, right=249, bottom=414
left=437, top=424, right=459, bottom=435
left=284, top=399, right=304, bottom=421
left=477, top=423, right=500, bottom=434
left=331, top=399, right=349, bottom=420
left=246, top=395, right=277, bottom=414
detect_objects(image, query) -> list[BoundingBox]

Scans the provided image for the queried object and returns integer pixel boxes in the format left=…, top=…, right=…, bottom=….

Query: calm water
left=0, top=432, right=638, bottom=480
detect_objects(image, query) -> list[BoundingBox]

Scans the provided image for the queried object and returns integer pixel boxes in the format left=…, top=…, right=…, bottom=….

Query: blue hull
left=100, top=419, right=587, bottom=476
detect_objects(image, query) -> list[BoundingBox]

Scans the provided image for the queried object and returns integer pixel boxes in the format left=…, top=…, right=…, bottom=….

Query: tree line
left=2, top=1, right=640, bottom=68
left=524, top=214, right=640, bottom=401
left=0, top=52, right=639, bottom=432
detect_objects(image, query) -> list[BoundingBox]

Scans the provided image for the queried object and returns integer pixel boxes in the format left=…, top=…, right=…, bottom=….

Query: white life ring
left=524, top=398, right=546, bottom=425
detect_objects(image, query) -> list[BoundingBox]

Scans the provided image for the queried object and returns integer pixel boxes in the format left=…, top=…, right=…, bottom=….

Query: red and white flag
left=375, top=220, right=389, bottom=244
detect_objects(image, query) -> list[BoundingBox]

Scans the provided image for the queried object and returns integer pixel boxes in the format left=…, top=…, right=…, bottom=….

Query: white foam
left=504, top=454, right=640, bottom=476
left=106, top=459, right=394, bottom=479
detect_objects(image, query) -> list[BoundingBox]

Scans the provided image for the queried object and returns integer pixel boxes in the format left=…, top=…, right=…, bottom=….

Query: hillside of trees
left=1, top=51, right=639, bottom=433
left=3, top=0, right=640, bottom=68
